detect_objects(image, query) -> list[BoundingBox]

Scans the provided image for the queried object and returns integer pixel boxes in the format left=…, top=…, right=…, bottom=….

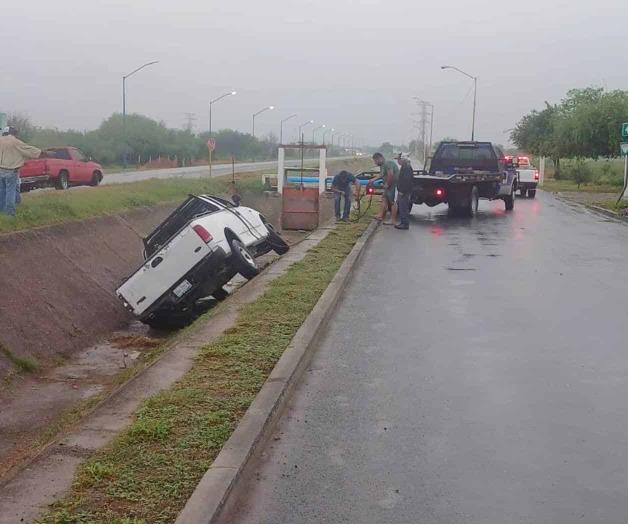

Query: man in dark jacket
left=331, top=170, right=358, bottom=221
left=395, top=155, right=413, bottom=230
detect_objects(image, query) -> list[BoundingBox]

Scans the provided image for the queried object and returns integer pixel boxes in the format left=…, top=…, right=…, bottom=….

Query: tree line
left=7, top=113, right=344, bottom=167
left=511, top=87, right=628, bottom=179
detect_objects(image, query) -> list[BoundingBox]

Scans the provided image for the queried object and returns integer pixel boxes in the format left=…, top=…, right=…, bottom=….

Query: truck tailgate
left=517, top=168, right=538, bottom=183
left=117, top=227, right=212, bottom=316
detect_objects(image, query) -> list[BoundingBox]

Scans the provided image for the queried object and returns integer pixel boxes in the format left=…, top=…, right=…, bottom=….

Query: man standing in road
left=370, top=152, right=399, bottom=224
left=0, top=127, right=40, bottom=216
left=395, top=154, right=414, bottom=230
left=331, top=169, right=359, bottom=221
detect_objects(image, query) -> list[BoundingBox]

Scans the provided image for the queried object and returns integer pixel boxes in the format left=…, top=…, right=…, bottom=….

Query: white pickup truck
left=515, top=156, right=539, bottom=198
left=116, top=195, right=289, bottom=329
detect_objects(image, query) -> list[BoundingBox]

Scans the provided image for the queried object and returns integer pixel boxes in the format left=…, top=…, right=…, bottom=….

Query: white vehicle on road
left=116, top=195, right=289, bottom=329
left=515, top=156, right=540, bottom=198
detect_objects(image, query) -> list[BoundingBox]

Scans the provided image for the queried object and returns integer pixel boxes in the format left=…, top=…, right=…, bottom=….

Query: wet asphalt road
left=226, top=192, right=628, bottom=524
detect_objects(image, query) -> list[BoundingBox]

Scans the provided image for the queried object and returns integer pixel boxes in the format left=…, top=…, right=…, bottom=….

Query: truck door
left=71, top=148, right=91, bottom=182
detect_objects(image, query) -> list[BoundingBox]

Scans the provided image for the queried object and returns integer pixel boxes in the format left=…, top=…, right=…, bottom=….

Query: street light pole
left=209, top=91, right=237, bottom=137
left=252, top=105, right=274, bottom=138
left=280, top=113, right=297, bottom=144
left=122, top=60, right=158, bottom=169
left=441, top=65, right=477, bottom=141
left=312, top=124, right=326, bottom=144
left=297, top=120, right=314, bottom=142
left=208, top=90, right=237, bottom=176
left=322, top=127, right=334, bottom=145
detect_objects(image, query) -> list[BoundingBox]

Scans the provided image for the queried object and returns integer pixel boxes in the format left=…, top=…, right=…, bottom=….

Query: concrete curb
left=175, top=219, right=380, bottom=524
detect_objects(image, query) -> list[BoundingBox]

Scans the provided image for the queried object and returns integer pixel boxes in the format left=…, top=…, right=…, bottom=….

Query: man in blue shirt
left=331, top=170, right=358, bottom=221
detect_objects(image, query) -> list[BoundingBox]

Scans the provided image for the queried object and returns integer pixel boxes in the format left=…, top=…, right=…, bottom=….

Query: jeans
left=397, top=191, right=410, bottom=227
left=334, top=189, right=352, bottom=219
left=0, top=168, right=18, bottom=216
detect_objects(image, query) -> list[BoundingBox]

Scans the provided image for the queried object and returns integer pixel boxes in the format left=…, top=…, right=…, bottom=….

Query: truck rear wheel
left=520, top=188, right=527, bottom=198
left=468, top=186, right=479, bottom=217
left=229, top=238, right=260, bottom=280
left=504, top=187, right=515, bottom=211
left=55, top=171, right=69, bottom=190
left=528, top=189, right=536, bottom=198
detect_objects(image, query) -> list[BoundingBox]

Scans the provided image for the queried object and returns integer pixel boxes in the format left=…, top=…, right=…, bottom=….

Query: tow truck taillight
left=193, top=225, right=213, bottom=243
left=534, top=171, right=540, bottom=180
left=367, top=186, right=374, bottom=195
left=435, top=188, right=445, bottom=198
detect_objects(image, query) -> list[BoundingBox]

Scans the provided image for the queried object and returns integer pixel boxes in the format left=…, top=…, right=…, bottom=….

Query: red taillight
left=534, top=171, right=539, bottom=180
left=435, top=188, right=444, bottom=197
left=193, top=224, right=213, bottom=243
left=367, top=186, right=374, bottom=195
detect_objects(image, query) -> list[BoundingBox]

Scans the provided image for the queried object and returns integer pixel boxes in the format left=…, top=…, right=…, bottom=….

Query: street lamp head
left=269, top=105, right=275, bottom=110
left=441, top=65, right=449, bottom=70
left=231, top=91, right=237, bottom=95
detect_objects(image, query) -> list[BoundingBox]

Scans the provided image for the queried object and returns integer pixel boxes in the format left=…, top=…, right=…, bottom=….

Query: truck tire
left=267, top=227, right=289, bottom=255
left=528, top=189, right=536, bottom=198
left=55, top=171, right=69, bottom=190
left=144, top=309, right=197, bottom=330
left=520, top=188, right=527, bottom=198
left=212, top=287, right=229, bottom=301
left=504, top=186, right=515, bottom=211
left=468, top=186, right=479, bottom=217
left=229, top=238, right=260, bottom=280
left=90, top=171, right=102, bottom=187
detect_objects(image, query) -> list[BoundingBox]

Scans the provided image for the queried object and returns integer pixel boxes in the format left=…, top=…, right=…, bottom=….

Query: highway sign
left=622, top=123, right=628, bottom=138
left=207, top=138, right=216, bottom=152
left=621, top=143, right=628, bottom=156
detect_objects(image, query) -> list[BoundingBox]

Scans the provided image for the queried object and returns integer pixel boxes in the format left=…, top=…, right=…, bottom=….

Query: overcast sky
left=2, top=0, right=627, bottom=146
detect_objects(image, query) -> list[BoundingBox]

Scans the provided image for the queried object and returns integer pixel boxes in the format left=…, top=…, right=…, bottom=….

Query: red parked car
left=19, top=147, right=103, bottom=191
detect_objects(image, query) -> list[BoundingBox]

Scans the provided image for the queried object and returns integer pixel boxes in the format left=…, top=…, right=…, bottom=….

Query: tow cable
left=350, top=190, right=374, bottom=222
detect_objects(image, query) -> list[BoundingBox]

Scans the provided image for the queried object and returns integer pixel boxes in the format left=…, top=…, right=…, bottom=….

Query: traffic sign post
left=621, top=141, right=628, bottom=201
left=208, top=138, right=216, bottom=177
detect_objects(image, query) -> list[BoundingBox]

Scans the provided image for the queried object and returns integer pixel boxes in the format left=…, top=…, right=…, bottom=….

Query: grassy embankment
left=40, top=212, right=374, bottom=524
left=0, top=158, right=371, bottom=234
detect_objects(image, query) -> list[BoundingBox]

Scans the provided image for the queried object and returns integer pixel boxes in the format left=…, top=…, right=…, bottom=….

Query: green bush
left=564, top=160, right=593, bottom=188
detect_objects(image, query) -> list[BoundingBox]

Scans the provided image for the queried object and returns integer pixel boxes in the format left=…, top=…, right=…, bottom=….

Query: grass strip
left=541, top=179, right=622, bottom=194
left=0, top=158, right=371, bottom=235
left=39, top=215, right=373, bottom=524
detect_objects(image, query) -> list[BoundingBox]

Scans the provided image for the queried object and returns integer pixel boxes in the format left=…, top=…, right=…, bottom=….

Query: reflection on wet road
left=225, top=192, right=628, bottom=524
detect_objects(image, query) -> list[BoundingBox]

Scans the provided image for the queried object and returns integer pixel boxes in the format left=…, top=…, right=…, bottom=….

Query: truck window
left=143, top=196, right=220, bottom=258
left=432, top=143, right=498, bottom=172
left=74, top=149, right=87, bottom=162
left=46, top=148, right=71, bottom=160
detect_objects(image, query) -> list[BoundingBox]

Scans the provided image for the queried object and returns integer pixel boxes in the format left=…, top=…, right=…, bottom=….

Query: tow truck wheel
left=528, top=189, right=536, bottom=198
left=229, top=238, right=260, bottom=280
left=520, top=188, right=527, bottom=198
left=504, top=186, right=515, bottom=211
left=468, top=186, right=479, bottom=217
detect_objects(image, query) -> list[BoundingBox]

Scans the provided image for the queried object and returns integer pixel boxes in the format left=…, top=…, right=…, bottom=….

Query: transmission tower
left=183, top=112, right=197, bottom=132
left=412, top=98, right=434, bottom=165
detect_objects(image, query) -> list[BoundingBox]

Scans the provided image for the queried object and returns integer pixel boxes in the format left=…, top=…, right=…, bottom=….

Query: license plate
left=173, top=279, right=192, bottom=298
